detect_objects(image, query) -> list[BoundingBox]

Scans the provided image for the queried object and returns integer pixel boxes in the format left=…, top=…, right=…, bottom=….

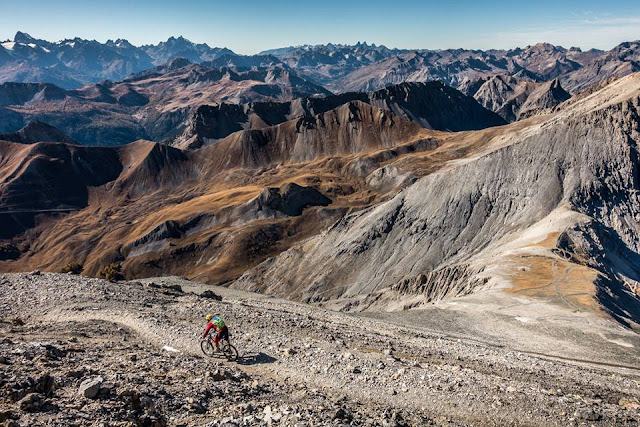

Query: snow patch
left=1, top=41, right=16, bottom=51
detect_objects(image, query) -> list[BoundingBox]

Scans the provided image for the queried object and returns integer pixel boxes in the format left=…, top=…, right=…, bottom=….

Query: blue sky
left=1, top=0, right=639, bottom=54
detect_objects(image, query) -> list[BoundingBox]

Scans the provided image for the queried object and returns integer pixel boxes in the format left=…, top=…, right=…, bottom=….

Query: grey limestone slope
left=233, top=73, right=640, bottom=326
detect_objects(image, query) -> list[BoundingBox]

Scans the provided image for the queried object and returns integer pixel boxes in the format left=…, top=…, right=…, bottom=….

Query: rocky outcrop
left=473, top=75, right=520, bottom=113
left=390, top=265, right=486, bottom=300
left=249, top=183, right=331, bottom=217
left=172, top=104, right=248, bottom=149
left=457, top=77, right=486, bottom=96
left=474, top=76, right=570, bottom=121
left=517, top=79, right=570, bottom=119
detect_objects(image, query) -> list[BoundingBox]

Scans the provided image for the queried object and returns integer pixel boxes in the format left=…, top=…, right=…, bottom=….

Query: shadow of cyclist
left=237, top=351, right=277, bottom=365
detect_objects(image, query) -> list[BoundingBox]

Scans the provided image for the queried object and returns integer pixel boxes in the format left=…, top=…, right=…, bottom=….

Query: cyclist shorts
left=213, top=326, right=229, bottom=343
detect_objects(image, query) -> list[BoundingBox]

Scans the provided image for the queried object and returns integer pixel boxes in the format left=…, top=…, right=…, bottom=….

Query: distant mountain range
left=2, top=32, right=639, bottom=97
left=0, top=59, right=331, bottom=146
left=0, top=32, right=639, bottom=147
left=0, top=38, right=632, bottom=147
left=0, top=32, right=235, bottom=88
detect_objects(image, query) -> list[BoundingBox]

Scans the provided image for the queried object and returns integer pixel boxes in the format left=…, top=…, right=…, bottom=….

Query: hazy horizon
left=1, top=30, right=637, bottom=54
left=1, top=0, right=639, bottom=54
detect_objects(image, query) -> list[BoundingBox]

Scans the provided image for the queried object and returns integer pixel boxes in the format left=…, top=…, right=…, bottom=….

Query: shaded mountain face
left=172, top=81, right=505, bottom=149
left=368, top=82, right=505, bottom=130
left=0, top=121, right=76, bottom=144
left=233, top=73, right=640, bottom=327
left=516, top=79, right=571, bottom=119
left=0, top=61, right=331, bottom=146
left=0, top=32, right=235, bottom=89
left=0, top=141, right=123, bottom=238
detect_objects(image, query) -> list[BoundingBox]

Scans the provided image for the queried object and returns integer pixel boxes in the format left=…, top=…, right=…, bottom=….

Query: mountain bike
left=200, top=333, right=239, bottom=362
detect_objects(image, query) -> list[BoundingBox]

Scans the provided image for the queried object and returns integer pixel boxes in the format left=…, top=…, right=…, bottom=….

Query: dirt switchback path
left=1, top=272, right=640, bottom=426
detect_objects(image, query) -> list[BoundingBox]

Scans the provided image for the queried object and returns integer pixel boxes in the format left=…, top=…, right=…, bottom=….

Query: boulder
left=36, top=373, right=56, bottom=396
left=200, top=290, right=222, bottom=300
left=574, top=408, right=601, bottom=421
left=18, top=393, right=44, bottom=412
left=78, top=376, right=103, bottom=399
left=0, top=409, right=16, bottom=422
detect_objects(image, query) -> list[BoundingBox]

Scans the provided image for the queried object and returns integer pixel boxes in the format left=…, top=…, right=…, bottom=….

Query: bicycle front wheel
left=200, top=339, right=215, bottom=357
left=222, top=343, right=238, bottom=362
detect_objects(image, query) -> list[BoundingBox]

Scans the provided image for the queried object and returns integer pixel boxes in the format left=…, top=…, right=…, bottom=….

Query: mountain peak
left=166, top=57, right=192, bottom=69
left=115, top=38, right=133, bottom=47
left=14, top=31, right=35, bottom=43
left=526, top=42, right=565, bottom=53
left=167, top=35, right=188, bottom=43
left=0, top=120, right=76, bottom=144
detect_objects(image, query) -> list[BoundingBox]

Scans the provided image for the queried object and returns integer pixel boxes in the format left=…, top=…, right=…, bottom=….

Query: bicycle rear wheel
left=222, top=342, right=238, bottom=362
left=200, top=339, right=215, bottom=357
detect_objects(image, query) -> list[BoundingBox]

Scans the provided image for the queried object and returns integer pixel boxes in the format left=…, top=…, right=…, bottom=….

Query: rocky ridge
left=473, top=76, right=570, bottom=121
left=172, top=81, right=504, bottom=149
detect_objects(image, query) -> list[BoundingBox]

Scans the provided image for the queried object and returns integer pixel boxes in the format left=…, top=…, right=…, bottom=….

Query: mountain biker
left=202, top=314, right=229, bottom=351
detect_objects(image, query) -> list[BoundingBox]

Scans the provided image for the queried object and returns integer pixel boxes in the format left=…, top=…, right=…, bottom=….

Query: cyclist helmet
left=205, top=314, right=214, bottom=321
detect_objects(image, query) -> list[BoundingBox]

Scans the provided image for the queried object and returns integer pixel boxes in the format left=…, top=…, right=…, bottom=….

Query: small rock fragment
left=619, top=397, right=640, bottom=410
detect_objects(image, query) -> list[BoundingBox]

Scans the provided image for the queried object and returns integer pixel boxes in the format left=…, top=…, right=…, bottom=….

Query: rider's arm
left=202, top=322, right=213, bottom=339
